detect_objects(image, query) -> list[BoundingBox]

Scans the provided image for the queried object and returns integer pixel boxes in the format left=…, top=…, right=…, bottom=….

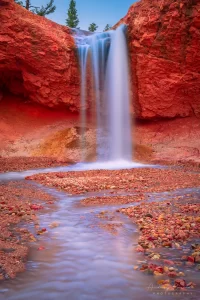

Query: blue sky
left=29, top=0, right=138, bottom=31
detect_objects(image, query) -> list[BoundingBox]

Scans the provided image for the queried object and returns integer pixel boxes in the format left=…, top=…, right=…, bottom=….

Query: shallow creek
left=0, top=166, right=199, bottom=300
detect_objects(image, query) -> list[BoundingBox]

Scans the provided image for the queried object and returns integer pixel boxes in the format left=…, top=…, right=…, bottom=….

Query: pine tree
left=88, top=23, right=98, bottom=32
left=66, top=0, right=79, bottom=28
left=103, top=24, right=112, bottom=32
left=34, top=0, right=56, bottom=16
left=25, top=0, right=30, bottom=10
left=14, top=0, right=31, bottom=10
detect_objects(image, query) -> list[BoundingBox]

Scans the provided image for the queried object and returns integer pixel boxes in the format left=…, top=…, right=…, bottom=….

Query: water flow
left=78, top=44, right=89, bottom=160
left=106, top=27, right=132, bottom=161
left=75, top=25, right=132, bottom=162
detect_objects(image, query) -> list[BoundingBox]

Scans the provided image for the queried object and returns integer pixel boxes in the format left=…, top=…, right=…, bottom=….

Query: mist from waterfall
left=75, top=25, right=132, bottom=163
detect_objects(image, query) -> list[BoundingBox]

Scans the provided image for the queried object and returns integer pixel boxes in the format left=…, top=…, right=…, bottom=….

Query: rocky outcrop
left=119, top=0, right=200, bottom=119
left=135, top=116, right=200, bottom=164
left=0, top=0, right=80, bottom=110
left=0, top=94, right=96, bottom=162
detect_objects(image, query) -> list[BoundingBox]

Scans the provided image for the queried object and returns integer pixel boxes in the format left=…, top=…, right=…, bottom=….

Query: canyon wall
left=120, top=0, right=200, bottom=164
left=0, top=0, right=80, bottom=110
left=1, top=0, right=199, bottom=118
left=0, top=0, right=85, bottom=162
left=120, top=0, right=200, bottom=119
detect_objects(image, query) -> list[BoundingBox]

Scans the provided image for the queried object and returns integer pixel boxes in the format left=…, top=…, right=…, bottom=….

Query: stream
left=0, top=165, right=199, bottom=300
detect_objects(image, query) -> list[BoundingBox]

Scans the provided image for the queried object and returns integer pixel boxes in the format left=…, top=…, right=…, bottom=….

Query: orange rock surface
left=119, top=0, right=200, bottom=119
left=0, top=0, right=80, bottom=110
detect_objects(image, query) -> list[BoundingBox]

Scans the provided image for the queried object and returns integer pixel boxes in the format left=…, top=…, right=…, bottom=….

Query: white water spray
left=106, top=26, right=132, bottom=161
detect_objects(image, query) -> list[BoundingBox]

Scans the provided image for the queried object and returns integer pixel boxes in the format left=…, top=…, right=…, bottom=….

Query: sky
left=28, top=0, right=138, bottom=31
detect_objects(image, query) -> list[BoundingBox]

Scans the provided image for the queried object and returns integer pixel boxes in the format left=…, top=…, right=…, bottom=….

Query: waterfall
left=75, top=25, right=132, bottom=162
left=78, top=44, right=89, bottom=161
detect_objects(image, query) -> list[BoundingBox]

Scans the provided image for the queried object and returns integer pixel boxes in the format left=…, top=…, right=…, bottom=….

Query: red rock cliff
left=0, top=0, right=80, bottom=110
left=119, top=0, right=200, bottom=119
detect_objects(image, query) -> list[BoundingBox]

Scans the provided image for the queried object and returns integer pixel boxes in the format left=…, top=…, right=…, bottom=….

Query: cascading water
left=75, top=24, right=132, bottom=163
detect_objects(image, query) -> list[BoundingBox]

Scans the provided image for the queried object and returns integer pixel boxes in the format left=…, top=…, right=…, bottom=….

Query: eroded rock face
left=119, top=0, right=200, bottom=119
left=0, top=0, right=80, bottom=110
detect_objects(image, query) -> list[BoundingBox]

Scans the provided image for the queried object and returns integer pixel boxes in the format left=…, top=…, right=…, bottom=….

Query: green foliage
left=14, top=0, right=56, bottom=17
left=88, top=23, right=98, bottom=32
left=103, top=24, right=112, bottom=32
left=14, top=0, right=24, bottom=6
left=33, top=0, right=56, bottom=16
left=14, top=0, right=31, bottom=9
left=66, top=0, right=79, bottom=28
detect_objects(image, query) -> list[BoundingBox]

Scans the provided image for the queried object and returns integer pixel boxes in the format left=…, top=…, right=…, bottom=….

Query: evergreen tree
left=14, top=0, right=31, bottom=9
left=103, top=24, right=112, bottom=32
left=66, top=0, right=79, bottom=28
left=33, top=0, right=56, bottom=16
left=25, top=0, right=30, bottom=10
left=88, top=23, right=98, bottom=32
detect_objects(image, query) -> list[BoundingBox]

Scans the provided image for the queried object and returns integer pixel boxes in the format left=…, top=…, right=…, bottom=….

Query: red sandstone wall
left=0, top=0, right=80, bottom=111
left=118, top=0, right=200, bottom=119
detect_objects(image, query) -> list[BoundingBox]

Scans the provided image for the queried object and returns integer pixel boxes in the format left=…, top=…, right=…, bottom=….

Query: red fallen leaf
left=187, top=256, right=195, bottom=263
left=30, top=204, right=44, bottom=210
left=140, top=264, right=148, bottom=271
left=135, top=245, right=145, bottom=252
left=175, top=279, right=186, bottom=288
left=185, top=261, right=195, bottom=267
left=168, top=271, right=177, bottom=278
left=37, top=228, right=47, bottom=235
left=162, top=241, right=172, bottom=247
left=194, top=255, right=200, bottom=263
left=148, top=263, right=159, bottom=272
left=147, top=236, right=155, bottom=241
left=155, top=266, right=164, bottom=274
left=187, top=282, right=196, bottom=288
left=163, top=259, right=174, bottom=265
left=181, top=255, right=187, bottom=261
left=157, top=279, right=170, bottom=285
left=37, top=246, right=45, bottom=251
